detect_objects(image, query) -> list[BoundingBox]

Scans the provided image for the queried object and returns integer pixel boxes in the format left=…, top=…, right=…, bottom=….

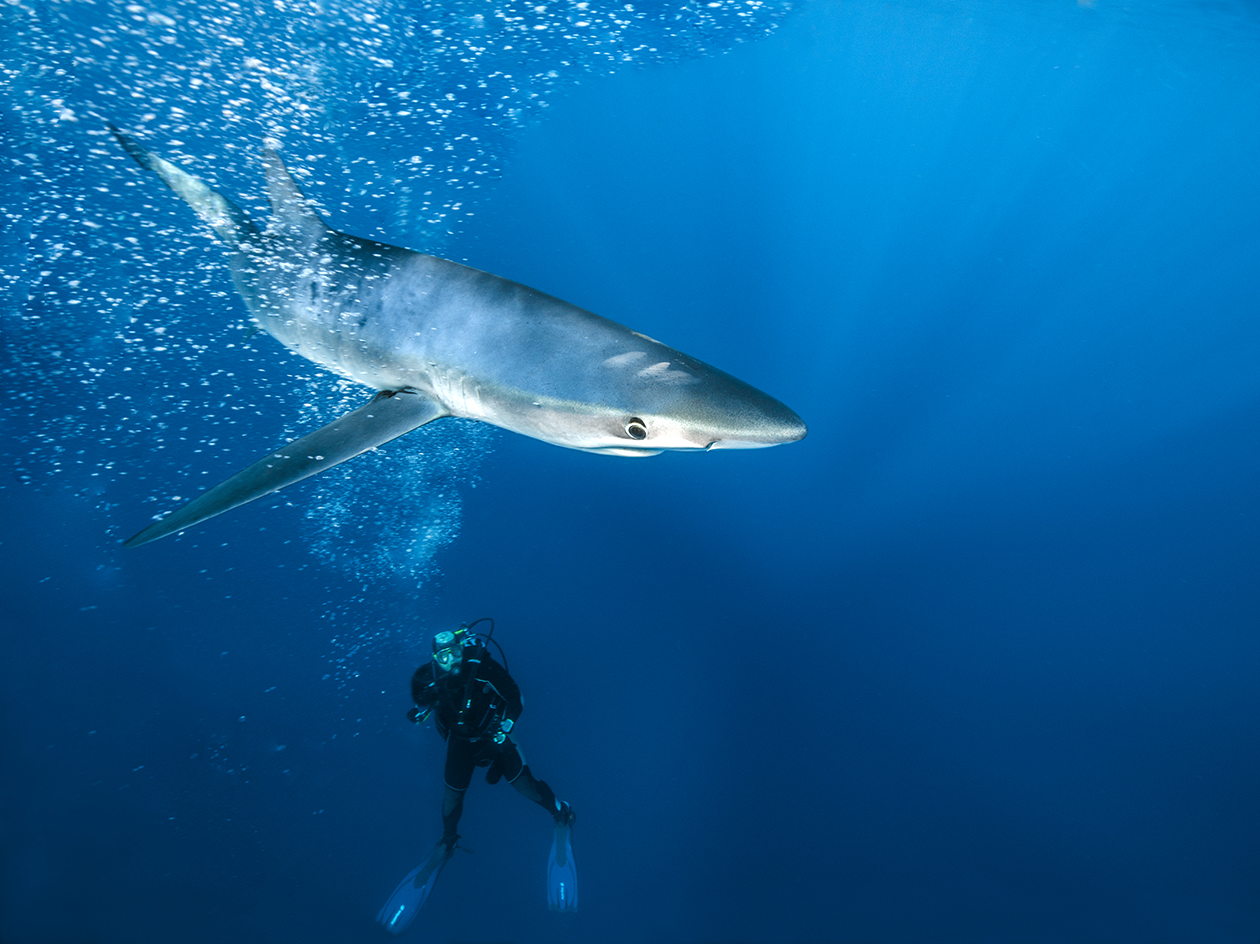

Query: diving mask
left=432, top=630, right=464, bottom=672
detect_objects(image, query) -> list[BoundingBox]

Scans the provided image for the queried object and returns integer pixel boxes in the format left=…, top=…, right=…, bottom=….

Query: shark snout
left=767, top=405, right=808, bottom=444
left=703, top=397, right=807, bottom=450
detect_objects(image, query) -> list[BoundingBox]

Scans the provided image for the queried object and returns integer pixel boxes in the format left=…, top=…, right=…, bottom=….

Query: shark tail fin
left=107, top=123, right=260, bottom=249
left=261, top=149, right=331, bottom=247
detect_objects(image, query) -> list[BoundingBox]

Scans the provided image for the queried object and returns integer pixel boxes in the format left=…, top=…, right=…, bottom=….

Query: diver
left=376, top=618, right=578, bottom=934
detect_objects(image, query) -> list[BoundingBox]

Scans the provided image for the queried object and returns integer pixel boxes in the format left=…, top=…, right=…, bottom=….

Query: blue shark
left=109, top=126, right=806, bottom=547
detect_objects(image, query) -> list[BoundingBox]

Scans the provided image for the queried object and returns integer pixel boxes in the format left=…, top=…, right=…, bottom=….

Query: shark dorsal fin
left=262, top=149, right=330, bottom=246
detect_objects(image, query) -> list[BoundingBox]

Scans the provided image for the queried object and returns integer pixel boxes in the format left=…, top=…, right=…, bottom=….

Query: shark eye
left=625, top=417, right=648, bottom=440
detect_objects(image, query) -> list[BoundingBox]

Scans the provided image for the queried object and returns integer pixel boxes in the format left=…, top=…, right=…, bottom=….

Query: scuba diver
left=376, top=618, right=577, bottom=934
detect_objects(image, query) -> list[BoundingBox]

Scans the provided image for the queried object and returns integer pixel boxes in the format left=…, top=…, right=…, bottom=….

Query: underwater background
left=4, top=0, right=1260, bottom=941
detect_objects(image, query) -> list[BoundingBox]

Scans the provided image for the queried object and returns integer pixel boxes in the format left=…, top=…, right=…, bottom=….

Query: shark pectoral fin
left=123, top=391, right=447, bottom=548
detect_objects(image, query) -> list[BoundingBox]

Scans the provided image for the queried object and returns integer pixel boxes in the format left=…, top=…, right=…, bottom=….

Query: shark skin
left=109, top=125, right=807, bottom=547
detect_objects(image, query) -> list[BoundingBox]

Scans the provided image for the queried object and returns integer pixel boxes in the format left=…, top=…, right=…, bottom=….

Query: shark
left=108, top=125, right=807, bottom=548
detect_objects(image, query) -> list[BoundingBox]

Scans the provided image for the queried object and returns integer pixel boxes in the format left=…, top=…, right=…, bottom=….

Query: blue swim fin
left=547, top=819, right=578, bottom=913
left=376, top=839, right=452, bottom=935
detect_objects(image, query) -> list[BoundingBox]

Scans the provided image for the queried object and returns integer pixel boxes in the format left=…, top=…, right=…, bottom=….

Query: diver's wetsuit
left=411, top=644, right=564, bottom=844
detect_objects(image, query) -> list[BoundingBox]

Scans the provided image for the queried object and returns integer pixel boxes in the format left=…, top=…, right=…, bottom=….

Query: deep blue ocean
left=4, top=0, right=1260, bottom=941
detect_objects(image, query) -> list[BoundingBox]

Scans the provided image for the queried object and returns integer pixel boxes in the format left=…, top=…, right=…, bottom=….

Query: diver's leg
left=440, top=786, right=465, bottom=847
left=502, top=741, right=573, bottom=824
left=441, top=738, right=476, bottom=848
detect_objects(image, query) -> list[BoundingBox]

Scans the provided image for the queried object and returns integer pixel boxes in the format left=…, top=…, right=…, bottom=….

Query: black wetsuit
left=411, top=644, right=561, bottom=842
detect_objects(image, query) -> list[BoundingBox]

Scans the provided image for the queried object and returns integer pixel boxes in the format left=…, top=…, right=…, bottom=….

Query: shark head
left=554, top=343, right=807, bottom=457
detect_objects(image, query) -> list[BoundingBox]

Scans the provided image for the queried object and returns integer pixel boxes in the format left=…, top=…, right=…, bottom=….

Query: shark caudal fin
left=107, top=123, right=260, bottom=249
left=123, top=390, right=447, bottom=548
left=261, top=149, right=331, bottom=248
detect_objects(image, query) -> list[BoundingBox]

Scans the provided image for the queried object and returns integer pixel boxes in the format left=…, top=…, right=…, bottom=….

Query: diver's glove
left=492, top=717, right=514, bottom=745
left=408, top=706, right=432, bottom=724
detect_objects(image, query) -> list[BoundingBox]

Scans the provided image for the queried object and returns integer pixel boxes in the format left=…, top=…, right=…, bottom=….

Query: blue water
left=4, top=0, right=1260, bottom=941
